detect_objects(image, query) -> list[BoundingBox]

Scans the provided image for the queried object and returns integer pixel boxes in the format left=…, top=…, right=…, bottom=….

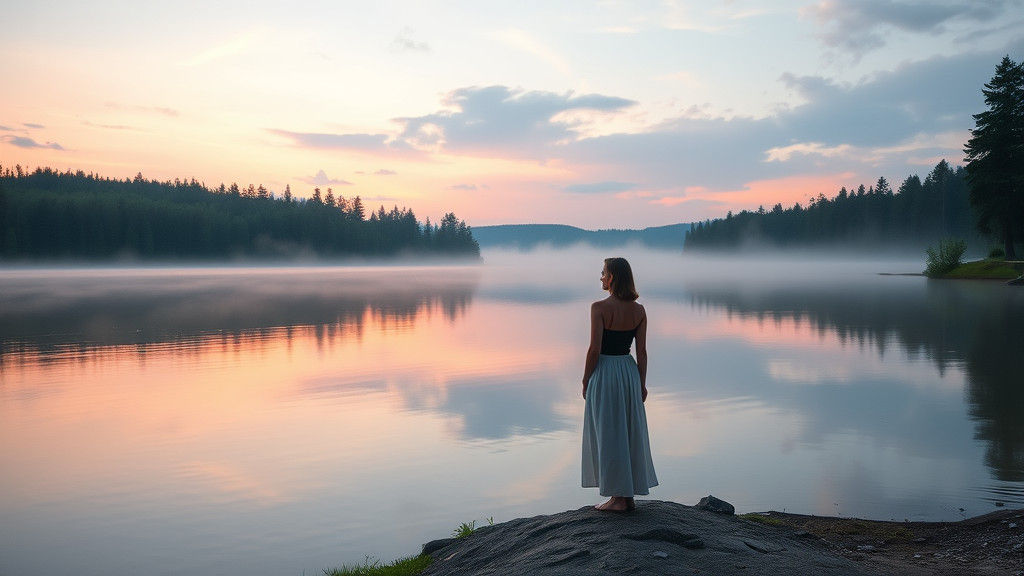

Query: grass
left=937, top=258, right=1023, bottom=279
left=740, top=513, right=784, bottom=526
left=324, top=517, right=492, bottom=575
left=451, top=516, right=495, bottom=538
left=323, top=555, right=432, bottom=576
left=451, top=520, right=476, bottom=538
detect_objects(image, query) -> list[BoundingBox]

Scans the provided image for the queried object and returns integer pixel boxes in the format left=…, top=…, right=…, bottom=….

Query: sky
left=2, top=1, right=1022, bottom=228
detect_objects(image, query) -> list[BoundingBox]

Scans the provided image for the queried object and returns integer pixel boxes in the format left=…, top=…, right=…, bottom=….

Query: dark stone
left=422, top=538, right=458, bottom=556
left=542, top=548, right=588, bottom=567
left=683, top=538, right=705, bottom=549
left=696, top=495, right=736, bottom=515
left=624, top=528, right=702, bottom=547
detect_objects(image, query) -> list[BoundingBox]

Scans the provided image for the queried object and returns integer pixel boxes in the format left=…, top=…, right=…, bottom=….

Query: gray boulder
left=696, top=495, right=736, bottom=515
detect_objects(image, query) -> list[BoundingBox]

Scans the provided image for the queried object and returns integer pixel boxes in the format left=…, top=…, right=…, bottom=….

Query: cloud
left=181, top=29, right=263, bottom=66
left=23, top=122, right=44, bottom=129
left=269, top=129, right=415, bottom=154
left=563, top=181, right=637, bottom=194
left=449, top=183, right=485, bottom=191
left=493, top=28, right=570, bottom=75
left=390, top=27, right=430, bottom=52
left=272, top=47, right=1006, bottom=212
left=300, top=169, right=352, bottom=186
left=360, top=195, right=402, bottom=202
left=374, top=169, right=397, bottom=176
left=3, top=135, right=64, bottom=150
left=764, top=142, right=853, bottom=162
left=0, top=125, right=11, bottom=131
left=804, top=0, right=1012, bottom=58
left=397, top=85, right=636, bottom=157
left=105, top=102, right=179, bottom=117
left=84, top=120, right=138, bottom=131
left=273, top=86, right=635, bottom=160
left=563, top=47, right=1003, bottom=197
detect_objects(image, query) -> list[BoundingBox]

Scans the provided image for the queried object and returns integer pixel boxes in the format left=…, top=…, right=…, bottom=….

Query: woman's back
left=596, top=298, right=645, bottom=331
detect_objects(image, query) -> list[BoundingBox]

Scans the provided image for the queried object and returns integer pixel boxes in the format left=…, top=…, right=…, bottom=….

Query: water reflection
left=0, top=266, right=478, bottom=363
left=684, top=278, right=1024, bottom=484
left=3, top=256, right=1024, bottom=576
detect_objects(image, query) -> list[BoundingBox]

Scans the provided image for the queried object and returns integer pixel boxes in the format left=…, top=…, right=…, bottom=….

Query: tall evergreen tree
left=352, top=196, right=365, bottom=221
left=964, top=56, right=1024, bottom=259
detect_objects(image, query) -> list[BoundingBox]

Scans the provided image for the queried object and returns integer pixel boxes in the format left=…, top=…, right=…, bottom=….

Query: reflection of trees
left=685, top=279, right=1024, bottom=482
left=0, top=268, right=478, bottom=364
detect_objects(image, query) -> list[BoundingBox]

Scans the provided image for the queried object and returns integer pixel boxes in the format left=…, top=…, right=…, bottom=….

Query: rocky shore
left=417, top=498, right=1024, bottom=576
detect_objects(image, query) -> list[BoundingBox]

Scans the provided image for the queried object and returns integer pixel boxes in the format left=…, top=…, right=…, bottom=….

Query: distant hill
left=473, top=223, right=691, bottom=250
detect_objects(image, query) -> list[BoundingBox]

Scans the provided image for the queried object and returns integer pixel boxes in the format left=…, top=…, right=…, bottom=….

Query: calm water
left=2, top=249, right=1022, bottom=576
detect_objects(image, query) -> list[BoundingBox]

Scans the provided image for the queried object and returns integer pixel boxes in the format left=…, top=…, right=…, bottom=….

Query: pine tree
left=964, top=56, right=1024, bottom=259
left=352, top=196, right=365, bottom=221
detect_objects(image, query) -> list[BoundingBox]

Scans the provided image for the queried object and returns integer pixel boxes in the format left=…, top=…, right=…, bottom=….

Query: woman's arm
left=582, top=302, right=603, bottom=399
left=635, top=305, right=648, bottom=402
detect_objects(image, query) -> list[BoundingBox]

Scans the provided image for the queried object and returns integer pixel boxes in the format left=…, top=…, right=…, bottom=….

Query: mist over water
left=1, top=249, right=1021, bottom=576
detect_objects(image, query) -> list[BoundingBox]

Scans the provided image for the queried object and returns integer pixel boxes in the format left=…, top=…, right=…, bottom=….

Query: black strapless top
left=601, top=327, right=637, bottom=355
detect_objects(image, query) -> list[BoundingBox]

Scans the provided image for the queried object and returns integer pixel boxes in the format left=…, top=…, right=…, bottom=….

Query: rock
left=683, top=538, right=706, bottom=549
left=421, top=538, right=458, bottom=556
left=696, top=495, right=736, bottom=515
left=856, top=545, right=877, bottom=552
left=417, top=500, right=879, bottom=575
left=1009, top=522, right=1018, bottom=529
left=624, top=527, right=702, bottom=547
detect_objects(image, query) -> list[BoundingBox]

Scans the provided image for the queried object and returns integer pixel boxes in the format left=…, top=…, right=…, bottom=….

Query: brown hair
left=604, top=257, right=639, bottom=301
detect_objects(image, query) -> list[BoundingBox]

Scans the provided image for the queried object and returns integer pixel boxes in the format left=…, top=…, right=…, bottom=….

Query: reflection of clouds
left=766, top=358, right=851, bottom=384
left=395, top=375, right=574, bottom=441
left=680, top=277, right=1024, bottom=485
left=177, top=461, right=297, bottom=506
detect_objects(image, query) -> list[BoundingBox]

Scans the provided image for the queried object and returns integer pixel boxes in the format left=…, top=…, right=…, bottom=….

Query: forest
left=0, top=165, right=479, bottom=260
left=686, top=56, right=1024, bottom=257
left=684, top=160, right=982, bottom=252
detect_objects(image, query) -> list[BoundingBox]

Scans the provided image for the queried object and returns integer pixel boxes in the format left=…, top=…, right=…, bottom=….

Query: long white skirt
left=581, top=354, right=658, bottom=497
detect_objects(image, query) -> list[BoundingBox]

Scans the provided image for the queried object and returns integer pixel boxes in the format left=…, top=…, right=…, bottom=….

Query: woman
left=581, top=257, right=658, bottom=512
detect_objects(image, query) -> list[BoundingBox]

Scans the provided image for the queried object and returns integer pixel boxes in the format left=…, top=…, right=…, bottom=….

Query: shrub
left=989, top=246, right=1005, bottom=259
left=925, top=238, right=968, bottom=277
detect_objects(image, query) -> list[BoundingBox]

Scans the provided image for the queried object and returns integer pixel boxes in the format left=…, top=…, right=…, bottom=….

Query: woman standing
left=581, top=257, right=658, bottom=512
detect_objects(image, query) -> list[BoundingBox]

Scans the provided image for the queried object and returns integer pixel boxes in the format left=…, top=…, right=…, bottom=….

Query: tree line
left=0, top=166, right=479, bottom=260
left=684, top=160, right=977, bottom=251
left=686, top=56, right=1024, bottom=256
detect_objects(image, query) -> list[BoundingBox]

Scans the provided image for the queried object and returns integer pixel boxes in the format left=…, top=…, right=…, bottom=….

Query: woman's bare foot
left=595, top=497, right=630, bottom=511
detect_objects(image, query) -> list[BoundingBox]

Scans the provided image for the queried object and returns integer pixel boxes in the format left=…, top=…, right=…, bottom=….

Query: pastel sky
left=2, top=1, right=1022, bottom=228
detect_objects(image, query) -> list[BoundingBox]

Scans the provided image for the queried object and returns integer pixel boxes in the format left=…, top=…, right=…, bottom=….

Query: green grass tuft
left=740, top=513, right=784, bottom=526
left=324, top=555, right=432, bottom=576
left=452, top=520, right=476, bottom=538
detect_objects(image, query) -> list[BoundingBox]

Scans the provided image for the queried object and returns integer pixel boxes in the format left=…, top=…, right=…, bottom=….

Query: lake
left=2, top=248, right=1022, bottom=576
